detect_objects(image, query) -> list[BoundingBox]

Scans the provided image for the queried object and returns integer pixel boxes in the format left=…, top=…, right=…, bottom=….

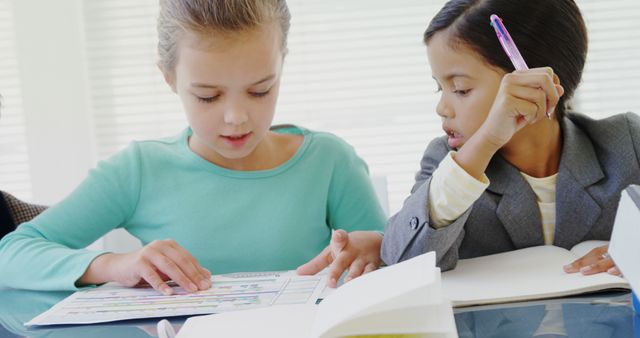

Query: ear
left=158, top=63, right=177, bottom=94
left=552, top=73, right=565, bottom=98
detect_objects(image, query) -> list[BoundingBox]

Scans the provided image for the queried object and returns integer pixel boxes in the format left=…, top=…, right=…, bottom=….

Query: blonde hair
left=157, top=0, right=291, bottom=72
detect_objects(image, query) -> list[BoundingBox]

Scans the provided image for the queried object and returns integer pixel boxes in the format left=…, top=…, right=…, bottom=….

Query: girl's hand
left=563, top=244, right=622, bottom=276
left=296, top=230, right=383, bottom=288
left=480, top=67, right=565, bottom=148
left=79, top=239, right=212, bottom=295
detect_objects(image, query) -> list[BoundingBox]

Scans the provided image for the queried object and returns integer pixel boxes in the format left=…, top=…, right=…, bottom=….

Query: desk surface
left=0, top=288, right=637, bottom=338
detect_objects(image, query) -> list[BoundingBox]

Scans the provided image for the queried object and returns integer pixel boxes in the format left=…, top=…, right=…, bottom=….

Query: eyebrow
left=191, top=74, right=276, bottom=89
left=443, top=73, right=473, bottom=81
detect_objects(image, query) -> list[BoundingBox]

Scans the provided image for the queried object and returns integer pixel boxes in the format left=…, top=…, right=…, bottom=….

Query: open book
left=176, top=252, right=457, bottom=338
left=442, top=240, right=630, bottom=307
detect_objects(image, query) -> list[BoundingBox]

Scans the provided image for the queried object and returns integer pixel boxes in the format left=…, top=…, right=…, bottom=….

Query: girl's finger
left=164, top=242, right=211, bottom=290
left=149, top=252, right=199, bottom=293
left=363, top=263, right=378, bottom=274
left=344, top=259, right=366, bottom=283
left=506, top=70, right=560, bottom=111
left=139, top=264, right=173, bottom=296
left=327, top=251, right=355, bottom=288
left=579, top=257, right=615, bottom=275
left=607, top=266, right=621, bottom=276
left=330, top=230, right=349, bottom=259
left=297, top=246, right=333, bottom=276
left=507, top=85, right=547, bottom=123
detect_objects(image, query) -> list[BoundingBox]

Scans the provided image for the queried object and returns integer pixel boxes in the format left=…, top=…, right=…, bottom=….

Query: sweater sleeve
left=428, top=151, right=489, bottom=228
left=0, top=143, right=142, bottom=291
left=325, top=138, right=386, bottom=233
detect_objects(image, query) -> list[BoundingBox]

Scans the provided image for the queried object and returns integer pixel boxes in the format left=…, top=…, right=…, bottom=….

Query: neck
left=499, top=117, right=563, bottom=178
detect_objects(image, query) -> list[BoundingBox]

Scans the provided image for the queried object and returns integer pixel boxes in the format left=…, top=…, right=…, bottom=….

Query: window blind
left=574, top=0, right=640, bottom=119
left=81, top=0, right=640, bottom=214
left=276, top=0, right=442, bottom=213
left=0, top=0, right=32, bottom=200
left=82, top=1, right=185, bottom=161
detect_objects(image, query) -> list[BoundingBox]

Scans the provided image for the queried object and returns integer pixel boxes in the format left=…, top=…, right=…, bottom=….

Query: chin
left=220, top=146, right=257, bottom=160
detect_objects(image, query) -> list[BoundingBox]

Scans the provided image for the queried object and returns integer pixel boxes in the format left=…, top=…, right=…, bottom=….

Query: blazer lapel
left=486, top=155, right=545, bottom=248
left=554, top=116, right=604, bottom=249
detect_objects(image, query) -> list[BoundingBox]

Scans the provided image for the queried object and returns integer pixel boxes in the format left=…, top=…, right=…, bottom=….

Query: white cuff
left=428, top=151, right=490, bottom=228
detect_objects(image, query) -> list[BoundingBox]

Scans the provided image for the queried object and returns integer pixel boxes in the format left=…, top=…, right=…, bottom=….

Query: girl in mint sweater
left=0, top=0, right=386, bottom=295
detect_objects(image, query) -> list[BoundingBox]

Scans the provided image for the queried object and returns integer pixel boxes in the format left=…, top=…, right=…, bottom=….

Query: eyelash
left=196, top=89, right=271, bottom=103
left=198, top=96, right=219, bottom=103
left=434, top=85, right=470, bottom=97
left=453, top=89, right=471, bottom=96
left=250, top=89, right=271, bottom=98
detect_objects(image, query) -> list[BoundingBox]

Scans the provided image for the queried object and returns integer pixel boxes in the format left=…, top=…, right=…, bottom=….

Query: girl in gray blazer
left=381, top=0, right=640, bottom=274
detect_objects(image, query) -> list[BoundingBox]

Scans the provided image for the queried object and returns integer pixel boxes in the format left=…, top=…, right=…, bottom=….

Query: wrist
left=78, top=252, right=115, bottom=286
left=474, top=123, right=507, bottom=152
left=454, top=128, right=501, bottom=180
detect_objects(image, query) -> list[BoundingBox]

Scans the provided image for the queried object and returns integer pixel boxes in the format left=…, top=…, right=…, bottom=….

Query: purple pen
left=490, top=14, right=528, bottom=71
left=490, top=14, right=552, bottom=118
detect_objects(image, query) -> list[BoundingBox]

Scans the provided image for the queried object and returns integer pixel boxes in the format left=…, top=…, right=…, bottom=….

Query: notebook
left=442, top=240, right=629, bottom=307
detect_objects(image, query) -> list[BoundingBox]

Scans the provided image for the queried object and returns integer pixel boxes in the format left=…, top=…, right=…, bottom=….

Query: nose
left=435, top=95, right=454, bottom=119
left=223, top=100, right=249, bottom=126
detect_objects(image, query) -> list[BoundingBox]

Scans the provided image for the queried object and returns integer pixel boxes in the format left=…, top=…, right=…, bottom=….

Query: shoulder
left=564, top=111, right=640, bottom=170
left=132, top=129, right=186, bottom=155
left=115, top=129, right=188, bottom=162
left=565, top=111, right=640, bottom=152
left=566, top=111, right=639, bottom=137
left=289, top=126, right=359, bottom=160
left=96, top=129, right=188, bottom=174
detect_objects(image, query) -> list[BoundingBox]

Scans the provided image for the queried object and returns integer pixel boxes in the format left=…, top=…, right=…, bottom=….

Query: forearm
left=0, top=226, right=108, bottom=290
left=454, top=125, right=502, bottom=180
left=428, top=152, right=489, bottom=228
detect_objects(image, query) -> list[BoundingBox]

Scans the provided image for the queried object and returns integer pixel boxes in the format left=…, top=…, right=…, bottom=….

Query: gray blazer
left=381, top=112, right=640, bottom=271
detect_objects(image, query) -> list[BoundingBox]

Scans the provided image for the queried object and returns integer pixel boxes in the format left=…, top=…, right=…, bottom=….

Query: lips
left=223, top=133, right=249, bottom=140
left=443, top=126, right=464, bottom=149
left=220, top=132, right=252, bottom=148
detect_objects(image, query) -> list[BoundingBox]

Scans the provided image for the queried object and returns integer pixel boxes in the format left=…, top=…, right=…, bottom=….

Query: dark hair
left=424, top=0, right=587, bottom=119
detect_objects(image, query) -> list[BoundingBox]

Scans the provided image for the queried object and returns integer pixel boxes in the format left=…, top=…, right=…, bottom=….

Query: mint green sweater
left=0, top=126, right=386, bottom=290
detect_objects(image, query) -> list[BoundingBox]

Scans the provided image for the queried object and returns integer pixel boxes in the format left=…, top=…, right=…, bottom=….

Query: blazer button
left=409, top=217, right=419, bottom=230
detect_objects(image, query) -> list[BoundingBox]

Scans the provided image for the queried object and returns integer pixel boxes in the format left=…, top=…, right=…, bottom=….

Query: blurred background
left=1, top=0, right=639, bottom=216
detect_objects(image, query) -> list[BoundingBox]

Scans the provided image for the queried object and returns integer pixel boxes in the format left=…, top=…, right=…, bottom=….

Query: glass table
left=0, top=287, right=637, bottom=338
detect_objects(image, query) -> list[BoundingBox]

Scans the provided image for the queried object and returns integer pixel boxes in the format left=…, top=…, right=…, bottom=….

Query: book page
left=178, top=252, right=457, bottom=338
left=175, top=252, right=457, bottom=338
left=175, top=304, right=317, bottom=338
left=442, top=245, right=629, bottom=307
left=312, top=252, right=441, bottom=338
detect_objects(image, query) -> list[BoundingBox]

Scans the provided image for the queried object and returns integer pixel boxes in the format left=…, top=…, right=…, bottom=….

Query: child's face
left=427, top=32, right=505, bottom=149
left=167, top=25, right=284, bottom=164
